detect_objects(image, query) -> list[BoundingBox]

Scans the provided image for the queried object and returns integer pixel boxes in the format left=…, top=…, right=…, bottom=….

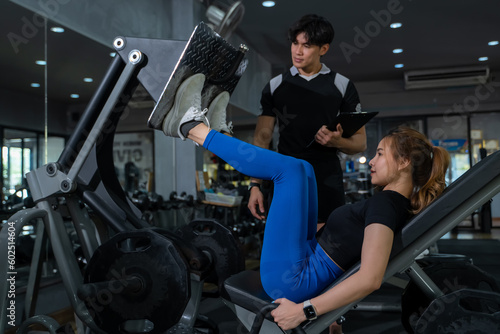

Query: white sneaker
left=208, top=91, right=233, bottom=134
left=162, top=73, right=209, bottom=140
left=179, top=106, right=210, bottom=140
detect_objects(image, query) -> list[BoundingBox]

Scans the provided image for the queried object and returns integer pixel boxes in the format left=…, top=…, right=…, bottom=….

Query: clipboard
left=307, top=111, right=378, bottom=147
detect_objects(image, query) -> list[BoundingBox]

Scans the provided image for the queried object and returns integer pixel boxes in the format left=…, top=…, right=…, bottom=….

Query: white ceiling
left=1, top=0, right=499, bottom=109
left=236, top=0, right=500, bottom=82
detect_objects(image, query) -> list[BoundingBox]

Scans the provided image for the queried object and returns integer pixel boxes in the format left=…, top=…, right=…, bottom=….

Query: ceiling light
left=83, top=77, right=93, bottom=83
left=205, top=1, right=245, bottom=40
left=70, top=94, right=80, bottom=99
left=50, top=27, right=65, bottom=33
left=392, top=48, right=403, bottom=54
left=394, top=64, right=404, bottom=68
left=262, top=1, right=275, bottom=7
left=35, top=60, right=46, bottom=65
left=390, top=22, right=402, bottom=29
left=478, top=57, right=488, bottom=62
left=488, top=40, right=499, bottom=46
left=31, top=83, right=40, bottom=88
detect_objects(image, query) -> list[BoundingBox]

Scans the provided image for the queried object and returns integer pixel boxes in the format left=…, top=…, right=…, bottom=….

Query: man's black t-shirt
left=260, top=65, right=361, bottom=161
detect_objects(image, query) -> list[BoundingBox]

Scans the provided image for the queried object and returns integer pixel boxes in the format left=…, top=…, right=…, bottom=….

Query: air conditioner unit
left=404, top=66, right=490, bottom=90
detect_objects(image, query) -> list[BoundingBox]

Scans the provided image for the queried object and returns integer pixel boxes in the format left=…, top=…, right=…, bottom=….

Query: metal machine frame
left=0, top=22, right=247, bottom=334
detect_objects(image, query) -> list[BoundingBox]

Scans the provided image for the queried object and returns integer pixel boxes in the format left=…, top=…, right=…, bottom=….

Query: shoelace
left=195, top=108, right=210, bottom=127
left=190, top=108, right=209, bottom=147
left=213, top=110, right=232, bottom=133
left=226, top=121, right=233, bottom=133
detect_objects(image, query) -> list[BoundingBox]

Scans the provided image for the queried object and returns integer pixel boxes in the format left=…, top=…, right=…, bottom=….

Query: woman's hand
left=271, top=298, right=306, bottom=331
left=247, top=187, right=266, bottom=220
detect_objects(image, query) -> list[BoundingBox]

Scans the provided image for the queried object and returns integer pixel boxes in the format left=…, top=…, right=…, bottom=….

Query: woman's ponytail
left=412, top=146, right=450, bottom=214
left=384, top=127, right=451, bottom=214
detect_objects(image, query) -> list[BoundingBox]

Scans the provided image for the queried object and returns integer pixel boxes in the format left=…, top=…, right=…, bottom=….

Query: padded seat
left=224, top=270, right=272, bottom=315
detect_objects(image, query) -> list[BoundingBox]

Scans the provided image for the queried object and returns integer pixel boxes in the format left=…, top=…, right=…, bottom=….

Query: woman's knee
left=300, top=160, right=315, bottom=177
left=281, top=157, right=308, bottom=176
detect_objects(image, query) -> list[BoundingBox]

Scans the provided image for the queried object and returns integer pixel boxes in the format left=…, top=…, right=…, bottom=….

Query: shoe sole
left=147, top=23, right=248, bottom=130
left=162, top=73, right=205, bottom=137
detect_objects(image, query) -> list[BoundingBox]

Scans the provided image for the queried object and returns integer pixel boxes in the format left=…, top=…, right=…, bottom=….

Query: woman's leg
left=156, top=71, right=342, bottom=301
left=202, top=130, right=339, bottom=301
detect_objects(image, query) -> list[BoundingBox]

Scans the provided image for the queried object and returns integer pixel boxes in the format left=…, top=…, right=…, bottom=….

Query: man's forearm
left=251, top=116, right=275, bottom=182
left=337, top=133, right=367, bottom=154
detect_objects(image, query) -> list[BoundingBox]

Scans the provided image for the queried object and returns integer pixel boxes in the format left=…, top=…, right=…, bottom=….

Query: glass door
left=2, top=129, right=37, bottom=207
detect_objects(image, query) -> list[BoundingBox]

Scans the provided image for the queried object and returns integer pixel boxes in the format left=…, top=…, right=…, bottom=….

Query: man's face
left=290, top=32, right=329, bottom=75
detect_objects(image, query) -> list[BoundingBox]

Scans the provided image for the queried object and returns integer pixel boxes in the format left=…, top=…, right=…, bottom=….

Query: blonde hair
left=384, top=127, right=451, bottom=214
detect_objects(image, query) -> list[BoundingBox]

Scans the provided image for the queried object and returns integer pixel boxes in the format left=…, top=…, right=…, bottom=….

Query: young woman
left=157, top=73, right=450, bottom=331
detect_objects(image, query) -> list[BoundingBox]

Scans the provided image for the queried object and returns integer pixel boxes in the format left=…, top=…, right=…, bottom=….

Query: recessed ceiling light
left=390, top=22, right=402, bottom=29
left=50, top=27, right=65, bottom=33
left=478, top=56, right=488, bottom=62
left=392, top=48, right=403, bottom=54
left=488, top=40, right=499, bottom=46
left=31, top=83, right=40, bottom=88
left=70, top=94, right=80, bottom=99
left=83, top=77, right=93, bottom=83
left=262, top=1, right=275, bottom=7
left=35, top=60, right=46, bottom=65
left=394, top=64, right=404, bottom=68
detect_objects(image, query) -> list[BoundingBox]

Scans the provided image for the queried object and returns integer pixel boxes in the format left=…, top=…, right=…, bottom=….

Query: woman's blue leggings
left=203, top=130, right=343, bottom=302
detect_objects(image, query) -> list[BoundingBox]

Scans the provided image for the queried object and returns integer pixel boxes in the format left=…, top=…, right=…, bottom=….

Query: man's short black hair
left=288, top=14, right=334, bottom=46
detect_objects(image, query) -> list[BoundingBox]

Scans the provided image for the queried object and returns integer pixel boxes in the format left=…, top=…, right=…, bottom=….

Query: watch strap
left=248, top=182, right=261, bottom=190
left=303, top=299, right=317, bottom=320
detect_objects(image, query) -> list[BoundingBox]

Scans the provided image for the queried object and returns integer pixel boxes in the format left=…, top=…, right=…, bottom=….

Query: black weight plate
left=177, top=219, right=245, bottom=293
left=82, top=229, right=190, bottom=334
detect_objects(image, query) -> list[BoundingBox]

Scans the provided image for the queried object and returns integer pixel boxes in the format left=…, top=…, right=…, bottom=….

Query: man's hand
left=271, top=298, right=306, bottom=331
left=314, top=124, right=343, bottom=147
left=314, top=124, right=367, bottom=154
left=248, top=187, right=266, bottom=220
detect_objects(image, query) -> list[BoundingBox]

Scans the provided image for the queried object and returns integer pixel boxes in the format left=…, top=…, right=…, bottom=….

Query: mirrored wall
left=1, top=128, right=65, bottom=214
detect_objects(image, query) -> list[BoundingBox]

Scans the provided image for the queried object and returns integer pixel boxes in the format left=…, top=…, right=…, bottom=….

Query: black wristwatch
left=303, top=300, right=317, bottom=320
left=248, top=182, right=261, bottom=191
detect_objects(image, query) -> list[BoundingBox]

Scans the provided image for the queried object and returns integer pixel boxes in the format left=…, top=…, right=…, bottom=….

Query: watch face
left=304, top=305, right=316, bottom=319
